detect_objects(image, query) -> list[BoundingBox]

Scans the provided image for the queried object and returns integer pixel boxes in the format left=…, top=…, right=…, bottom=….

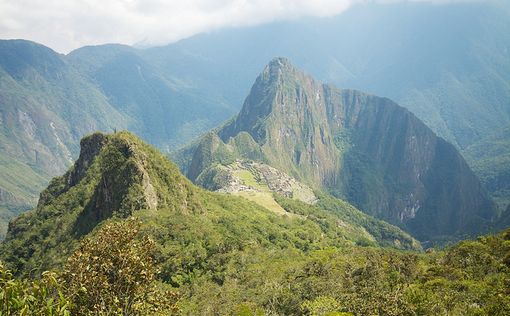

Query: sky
left=0, top=0, right=477, bottom=53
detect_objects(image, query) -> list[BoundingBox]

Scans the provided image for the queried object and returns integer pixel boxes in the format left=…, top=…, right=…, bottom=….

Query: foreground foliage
left=2, top=220, right=510, bottom=315
left=0, top=263, right=70, bottom=315
left=1, top=218, right=178, bottom=316
left=172, top=228, right=510, bottom=315
left=62, top=218, right=179, bottom=315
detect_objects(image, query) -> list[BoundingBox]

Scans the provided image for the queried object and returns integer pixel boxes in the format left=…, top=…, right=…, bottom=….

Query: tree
left=0, top=262, right=70, bottom=315
left=61, top=217, right=179, bottom=315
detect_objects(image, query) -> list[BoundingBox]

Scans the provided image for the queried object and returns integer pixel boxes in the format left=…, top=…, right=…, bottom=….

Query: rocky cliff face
left=186, top=58, right=497, bottom=241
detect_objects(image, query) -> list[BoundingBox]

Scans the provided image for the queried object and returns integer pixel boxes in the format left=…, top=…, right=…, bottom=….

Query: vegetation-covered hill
left=179, top=58, right=496, bottom=242
left=465, top=127, right=510, bottom=210
left=2, top=131, right=510, bottom=315
left=0, top=40, right=128, bottom=237
left=0, top=131, right=418, bottom=276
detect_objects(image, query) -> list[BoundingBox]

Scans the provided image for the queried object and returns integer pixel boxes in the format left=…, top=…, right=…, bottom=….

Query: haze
left=0, top=0, right=477, bottom=53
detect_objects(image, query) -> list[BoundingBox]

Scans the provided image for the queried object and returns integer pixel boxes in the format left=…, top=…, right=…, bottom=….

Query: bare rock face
left=67, top=133, right=109, bottom=188
left=186, top=58, right=497, bottom=241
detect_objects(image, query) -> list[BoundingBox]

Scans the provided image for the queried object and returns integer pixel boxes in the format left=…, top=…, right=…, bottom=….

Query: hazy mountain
left=145, top=1, right=510, bottom=148
left=145, top=0, right=510, bottom=206
left=0, top=131, right=418, bottom=275
left=464, top=127, right=510, bottom=209
left=0, top=40, right=128, bottom=236
left=179, top=58, right=497, bottom=241
left=67, top=45, right=236, bottom=150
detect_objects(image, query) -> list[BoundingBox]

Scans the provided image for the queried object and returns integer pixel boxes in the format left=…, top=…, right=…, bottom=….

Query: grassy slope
left=233, top=169, right=288, bottom=215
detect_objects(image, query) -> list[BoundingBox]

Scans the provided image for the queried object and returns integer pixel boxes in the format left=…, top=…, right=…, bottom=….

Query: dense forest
left=1, top=132, right=509, bottom=315
left=2, top=217, right=510, bottom=315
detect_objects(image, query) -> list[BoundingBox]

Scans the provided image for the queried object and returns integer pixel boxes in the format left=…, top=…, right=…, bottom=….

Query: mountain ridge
left=180, top=58, right=497, bottom=241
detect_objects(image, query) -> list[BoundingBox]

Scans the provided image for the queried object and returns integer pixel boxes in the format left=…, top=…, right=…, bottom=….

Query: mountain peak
left=265, top=57, right=294, bottom=75
left=193, top=58, right=497, bottom=241
left=33, top=131, right=199, bottom=235
left=261, top=57, right=308, bottom=85
left=0, top=39, right=66, bottom=80
left=219, top=57, right=318, bottom=144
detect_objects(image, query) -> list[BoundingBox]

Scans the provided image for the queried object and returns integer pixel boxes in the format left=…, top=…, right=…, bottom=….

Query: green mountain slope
left=0, top=40, right=129, bottom=237
left=67, top=45, right=236, bottom=150
left=0, top=131, right=418, bottom=276
left=180, top=58, right=497, bottom=242
left=464, top=128, right=510, bottom=210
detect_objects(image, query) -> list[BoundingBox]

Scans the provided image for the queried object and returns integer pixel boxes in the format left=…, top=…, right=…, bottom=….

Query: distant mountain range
left=1, top=0, right=509, bottom=237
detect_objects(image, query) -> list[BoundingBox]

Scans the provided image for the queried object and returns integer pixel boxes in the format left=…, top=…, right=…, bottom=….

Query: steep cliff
left=184, top=58, right=497, bottom=241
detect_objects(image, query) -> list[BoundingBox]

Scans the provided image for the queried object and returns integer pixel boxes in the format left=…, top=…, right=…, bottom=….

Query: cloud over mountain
left=0, top=0, right=478, bottom=53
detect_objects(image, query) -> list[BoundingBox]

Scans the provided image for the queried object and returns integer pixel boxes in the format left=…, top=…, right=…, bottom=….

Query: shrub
left=61, top=217, right=179, bottom=315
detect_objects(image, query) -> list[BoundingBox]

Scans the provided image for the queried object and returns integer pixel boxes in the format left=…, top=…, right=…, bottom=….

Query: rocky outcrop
left=24, top=132, right=198, bottom=237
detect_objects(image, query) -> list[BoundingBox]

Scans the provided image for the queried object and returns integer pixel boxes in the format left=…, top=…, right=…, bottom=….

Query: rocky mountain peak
left=32, top=131, right=199, bottom=236
left=66, top=132, right=109, bottom=188
left=219, top=57, right=321, bottom=144
left=187, top=58, right=497, bottom=241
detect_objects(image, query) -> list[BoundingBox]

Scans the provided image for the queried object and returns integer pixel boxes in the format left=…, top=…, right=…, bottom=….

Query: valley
left=1, top=1, right=510, bottom=314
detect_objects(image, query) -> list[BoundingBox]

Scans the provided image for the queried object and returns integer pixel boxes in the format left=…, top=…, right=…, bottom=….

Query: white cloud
left=0, top=0, right=478, bottom=53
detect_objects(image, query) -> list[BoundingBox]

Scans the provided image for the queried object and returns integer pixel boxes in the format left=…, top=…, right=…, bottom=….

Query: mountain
left=144, top=0, right=510, bottom=207
left=0, top=131, right=419, bottom=275
left=0, top=40, right=236, bottom=237
left=464, top=127, right=510, bottom=210
left=0, top=40, right=128, bottom=237
left=145, top=0, right=510, bottom=149
left=179, top=58, right=497, bottom=242
left=67, top=45, right=236, bottom=150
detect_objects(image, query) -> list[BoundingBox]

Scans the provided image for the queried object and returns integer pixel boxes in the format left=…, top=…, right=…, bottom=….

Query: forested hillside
left=1, top=131, right=509, bottom=315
